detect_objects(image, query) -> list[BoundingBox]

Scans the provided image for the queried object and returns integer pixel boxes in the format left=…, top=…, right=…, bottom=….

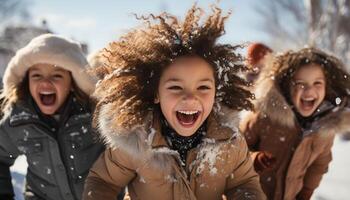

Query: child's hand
left=296, top=187, right=314, bottom=200
left=254, top=151, right=276, bottom=172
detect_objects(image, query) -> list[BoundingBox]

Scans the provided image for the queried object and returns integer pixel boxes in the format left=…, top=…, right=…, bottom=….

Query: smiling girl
left=0, top=34, right=104, bottom=200
left=240, top=48, right=350, bottom=200
left=82, top=5, right=266, bottom=200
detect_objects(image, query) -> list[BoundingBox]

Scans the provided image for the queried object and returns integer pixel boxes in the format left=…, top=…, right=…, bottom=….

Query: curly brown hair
left=93, top=4, right=254, bottom=129
left=274, top=47, right=350, bottom=105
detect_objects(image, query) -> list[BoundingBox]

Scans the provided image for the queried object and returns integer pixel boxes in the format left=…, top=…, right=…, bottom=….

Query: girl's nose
left=303, top=85, right=316, bottom=95
left=182, top=92, right=196, bottom=101
left=39, top=78, right=53, bottom=87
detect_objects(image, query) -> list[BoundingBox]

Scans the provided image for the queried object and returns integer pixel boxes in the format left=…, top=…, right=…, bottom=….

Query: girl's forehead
left=29, top=63, right=69, bottom=73
left=293, top=63, right=325, bottom=80
left=161, top=59, right=214, bottom=81
left=295, top=63, right=324, bottom=74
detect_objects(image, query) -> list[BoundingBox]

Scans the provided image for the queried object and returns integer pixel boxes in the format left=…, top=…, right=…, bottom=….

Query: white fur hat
left=3, top=33, right=96, bottom=95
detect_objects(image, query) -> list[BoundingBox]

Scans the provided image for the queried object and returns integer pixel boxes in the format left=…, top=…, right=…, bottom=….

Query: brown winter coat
left=83, top=106, right=266, bottom=200
left=240, top=61, right=350, bottom=200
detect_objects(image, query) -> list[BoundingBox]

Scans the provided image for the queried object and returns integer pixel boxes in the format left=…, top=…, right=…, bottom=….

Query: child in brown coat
left=82, top=5, right=266, bottom=200
left=240, top=47, right=350, bottom=200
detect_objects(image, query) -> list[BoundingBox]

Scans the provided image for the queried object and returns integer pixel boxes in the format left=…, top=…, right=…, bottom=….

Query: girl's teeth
left=40, top=92, right=55, bottom=95
left=178, top=110, right=198, bottom=115
left=302, top=98, right=315, bottom=101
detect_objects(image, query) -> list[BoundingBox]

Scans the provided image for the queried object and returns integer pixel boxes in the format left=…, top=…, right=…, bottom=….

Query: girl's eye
left=167, top=86, right=182, bottom=90
left=314, top=81, right=324, bottom=86
left=198, top=85, right=211, bottom=90
left=30, top=74, right=42, bottom=79
left=52, top=74, right=63, bottom=79
left=294, top=82, right=305, bottom=89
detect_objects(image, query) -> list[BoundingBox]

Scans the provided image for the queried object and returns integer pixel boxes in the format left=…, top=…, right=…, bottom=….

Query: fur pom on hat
left=87, top=50, right=103, bottom=69
left=246, top=42, right=272, bottom=65
left=3, top=33, right=96, bottom=95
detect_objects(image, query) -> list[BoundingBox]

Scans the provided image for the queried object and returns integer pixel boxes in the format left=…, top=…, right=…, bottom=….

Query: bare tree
left=256, top=0, right=350, bottom=72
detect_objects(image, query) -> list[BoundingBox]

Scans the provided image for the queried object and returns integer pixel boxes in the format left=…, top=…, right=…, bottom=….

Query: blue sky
left=30, top=0, right=269, bottom=53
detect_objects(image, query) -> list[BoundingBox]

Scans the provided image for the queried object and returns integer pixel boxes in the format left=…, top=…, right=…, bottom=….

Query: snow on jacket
left=83, top=106, right=266, bottom=200
left=240, top=63, right=350, bottom=200
left=0, top=95, right=104, bottom=200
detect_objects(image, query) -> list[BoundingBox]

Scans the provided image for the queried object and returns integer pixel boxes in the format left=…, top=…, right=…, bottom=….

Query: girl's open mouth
left=176, top=110, right=201, bottom=127
left=300, top=98, right=316, bottom=110
left=39, top=92, right=56, bottom=106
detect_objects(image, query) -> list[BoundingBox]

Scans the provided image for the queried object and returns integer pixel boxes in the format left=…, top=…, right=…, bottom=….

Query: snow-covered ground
left=10, top=155, right=27, bottom=200
left=312, top=136, right=350, bottom=200
left=10, top=136, right=350, bottom=200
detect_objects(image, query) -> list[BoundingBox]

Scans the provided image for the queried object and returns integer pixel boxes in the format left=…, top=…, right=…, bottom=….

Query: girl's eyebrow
left=294, top=77, right=325, bottom=82
left=165, top=78, right=214, bottom=82
left=199, top=78, right=214, bottom=83
left=29, top=67, right=40, bottom=71
left=165, top=78, right=181, bottom=83
left=53, top=68, right=66, bottom=73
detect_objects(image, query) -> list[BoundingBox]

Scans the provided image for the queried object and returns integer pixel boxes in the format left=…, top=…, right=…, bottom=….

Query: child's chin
left=298, top=109, right=315, bottom=117
left=38, top=106, right=57, bottom=115
left=175, top=127, right=197, bottom=137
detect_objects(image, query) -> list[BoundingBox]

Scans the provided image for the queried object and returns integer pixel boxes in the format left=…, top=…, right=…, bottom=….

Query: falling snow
left=23, top=130, right=29, bottom=141
left=81, top=126, right=88, bottom=133
left=279, top=137, right=286, bottom=142
left=335, top=97, right=342, bottom=105
left=69, top=132, right=80, bottom=137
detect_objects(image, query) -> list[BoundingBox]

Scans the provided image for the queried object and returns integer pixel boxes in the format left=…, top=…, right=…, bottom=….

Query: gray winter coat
left=0, top=96, right=104, bottom=200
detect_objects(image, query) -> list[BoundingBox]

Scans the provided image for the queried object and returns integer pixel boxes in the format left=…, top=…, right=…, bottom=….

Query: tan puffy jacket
left=83, top=108, right=266, bottom=200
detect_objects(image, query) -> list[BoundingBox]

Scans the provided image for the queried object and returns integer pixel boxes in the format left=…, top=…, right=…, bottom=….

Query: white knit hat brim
left=3, top=33, right=96, bottom=95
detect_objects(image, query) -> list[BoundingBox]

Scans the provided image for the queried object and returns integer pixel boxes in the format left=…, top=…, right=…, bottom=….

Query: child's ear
left=154, top=94, right=160, bottom=104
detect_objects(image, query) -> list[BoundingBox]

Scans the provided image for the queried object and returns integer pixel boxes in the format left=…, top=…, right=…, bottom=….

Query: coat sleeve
left=83, top=147, right=137, bottom=200
left=239, top=113, right=262, bottom=160
left=302, top=140, right=334, bottom=190
left=225, top=136, right=266, bottom=200
left=0, top=126, right=20, bottom=196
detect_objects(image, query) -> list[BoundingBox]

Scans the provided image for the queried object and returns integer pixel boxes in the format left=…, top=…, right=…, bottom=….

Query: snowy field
left=10, top=155, right=27, bottom=200
left=10, top=136, right=350, bottom=200
left=312, top=136, right=350, bottom=200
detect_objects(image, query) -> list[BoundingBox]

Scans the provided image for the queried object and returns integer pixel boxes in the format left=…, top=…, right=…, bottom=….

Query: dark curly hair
left=93, top=4, right=254, bottom=129
left=274, top=47, right=350, bottom=105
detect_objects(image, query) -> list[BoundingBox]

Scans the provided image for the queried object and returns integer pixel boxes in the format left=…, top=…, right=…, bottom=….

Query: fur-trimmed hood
left=96, top=102, right=242, bottom=164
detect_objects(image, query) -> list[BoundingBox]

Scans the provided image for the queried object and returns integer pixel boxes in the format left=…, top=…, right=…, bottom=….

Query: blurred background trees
left=257, top=0, right=350, bottom=72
